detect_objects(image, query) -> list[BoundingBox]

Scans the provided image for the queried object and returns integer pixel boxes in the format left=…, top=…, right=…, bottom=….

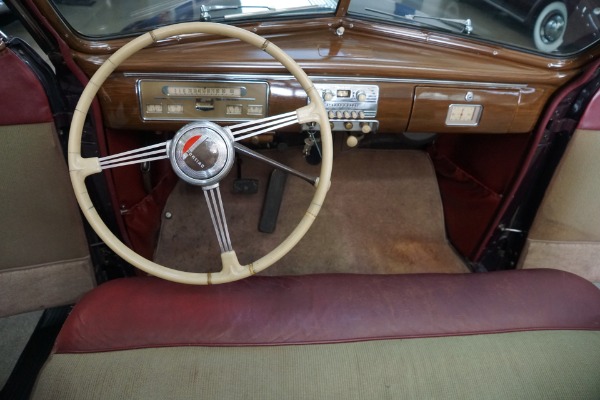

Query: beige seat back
left=0, top=37, right=95, bottom=317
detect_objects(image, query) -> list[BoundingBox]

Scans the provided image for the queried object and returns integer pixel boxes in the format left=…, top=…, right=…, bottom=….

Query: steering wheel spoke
left=98, top=141, right=170, bottom=170
left=69, top=154, right=102, bottom=177
left=203, top=184, right=233, bottom=254
left=229, top=110, right=299, bottom=141
left=233, top=143, right=318, bottom=186
left=228, top=103, right=323, bottom=143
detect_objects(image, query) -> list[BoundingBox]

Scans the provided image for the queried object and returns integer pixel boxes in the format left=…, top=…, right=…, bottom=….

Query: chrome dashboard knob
left=323, top=90, right=334, bottom=101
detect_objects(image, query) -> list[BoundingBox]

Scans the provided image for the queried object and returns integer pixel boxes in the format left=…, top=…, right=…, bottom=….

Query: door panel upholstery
left=519, top=89, right=600, bottom=282
left=0, top=40, right=95, bottom=317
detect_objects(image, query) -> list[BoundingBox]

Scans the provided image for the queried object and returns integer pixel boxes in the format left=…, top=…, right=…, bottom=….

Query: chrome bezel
left=169, top=121, right=235, bottom=187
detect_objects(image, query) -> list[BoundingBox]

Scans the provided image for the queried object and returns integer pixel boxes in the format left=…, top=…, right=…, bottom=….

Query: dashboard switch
left=360, top=122, right=372, bottom=134
left=323, top=90, right=334, bottom=101
left=346, top=133, right=366, bottom=148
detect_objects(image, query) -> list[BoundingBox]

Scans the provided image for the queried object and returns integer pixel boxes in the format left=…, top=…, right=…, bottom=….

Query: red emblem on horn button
left=182, top=135, right=202, bottom=156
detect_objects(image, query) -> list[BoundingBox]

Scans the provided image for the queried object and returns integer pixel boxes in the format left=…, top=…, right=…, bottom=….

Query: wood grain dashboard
left=60, top=18, right=580, bottom=135
left=98, top=73, right=552, bottom=135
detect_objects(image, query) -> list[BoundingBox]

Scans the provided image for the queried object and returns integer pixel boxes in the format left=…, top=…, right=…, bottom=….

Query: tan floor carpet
left=154, top=147, right=468, bottom=275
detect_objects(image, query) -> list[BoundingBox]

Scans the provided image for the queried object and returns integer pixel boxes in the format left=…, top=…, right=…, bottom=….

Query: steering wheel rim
left=68, top=22, right=333, bottom=285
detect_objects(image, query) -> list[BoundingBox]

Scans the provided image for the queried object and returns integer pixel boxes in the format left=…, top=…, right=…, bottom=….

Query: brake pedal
left=233, top=178, right=259, bottom=194
left=232, top=155, right=259, bottom=194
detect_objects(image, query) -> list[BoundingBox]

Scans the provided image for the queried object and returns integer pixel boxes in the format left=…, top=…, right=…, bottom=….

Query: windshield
left=50, top=0, right=339, bottom=37
left=349, top=0, right=600, bottom=56
left=51, top=0, right=599, bottom=56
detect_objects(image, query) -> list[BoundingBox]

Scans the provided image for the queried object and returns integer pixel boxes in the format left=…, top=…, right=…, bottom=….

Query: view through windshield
left=349, top=0, right=600, bottom=55
left=52, top=0, right=599, bottom=56
left=51, top=0, right=338, bottom=37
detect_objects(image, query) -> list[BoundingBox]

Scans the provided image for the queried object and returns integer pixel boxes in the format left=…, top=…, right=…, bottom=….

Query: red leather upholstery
left=578, top=88, right=600, bottom=130
left=53, top=269, right=600, bottom=353
left=0, top=46, right=53, bottom=126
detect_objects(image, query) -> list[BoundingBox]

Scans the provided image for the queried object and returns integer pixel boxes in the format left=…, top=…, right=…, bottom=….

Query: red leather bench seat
left=54, top=269, right=600, bottom=353
left=32, top=269, right=600, bottom=399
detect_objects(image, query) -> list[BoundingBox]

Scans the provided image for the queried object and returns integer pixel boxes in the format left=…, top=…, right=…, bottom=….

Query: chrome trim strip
left=124, top=72, right=530, bottom=90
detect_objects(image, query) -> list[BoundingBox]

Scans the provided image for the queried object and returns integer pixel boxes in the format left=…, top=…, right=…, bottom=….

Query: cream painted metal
left=68, top=22, right=332, bottom=285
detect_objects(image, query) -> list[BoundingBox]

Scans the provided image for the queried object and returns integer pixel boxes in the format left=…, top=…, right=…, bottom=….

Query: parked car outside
left=480, top=0, right=569, bottom=52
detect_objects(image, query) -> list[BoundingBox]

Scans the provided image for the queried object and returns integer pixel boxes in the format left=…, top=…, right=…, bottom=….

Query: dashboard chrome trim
left=124, top=72, right=530, bottom=90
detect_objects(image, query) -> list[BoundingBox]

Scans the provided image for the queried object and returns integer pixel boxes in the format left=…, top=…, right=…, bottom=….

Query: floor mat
left=154, top=148, right=468, bottom=275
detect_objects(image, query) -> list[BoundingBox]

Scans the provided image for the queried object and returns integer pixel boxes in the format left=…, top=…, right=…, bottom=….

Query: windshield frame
left=45, top=0, right=342, bottom=40
left=24, top=0, right=600, bottom=64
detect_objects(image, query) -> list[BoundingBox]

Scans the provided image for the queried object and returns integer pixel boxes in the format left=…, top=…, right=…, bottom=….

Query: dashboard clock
left=446, top=104, right=483, bottom=126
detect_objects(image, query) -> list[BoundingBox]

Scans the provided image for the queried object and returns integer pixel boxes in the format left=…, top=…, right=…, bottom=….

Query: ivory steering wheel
left=68, top=22, right=332, bottom=285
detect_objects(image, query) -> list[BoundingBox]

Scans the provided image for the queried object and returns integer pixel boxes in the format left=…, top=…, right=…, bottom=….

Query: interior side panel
left=0, top=40, right=95, bottom=317
left=427, top=134, right=531, bottom=258
left=519, top=87, right=600, bottom=282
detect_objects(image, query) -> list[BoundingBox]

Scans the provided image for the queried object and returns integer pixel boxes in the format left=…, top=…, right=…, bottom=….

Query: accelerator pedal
left=258, top=169, right=288, bottom=233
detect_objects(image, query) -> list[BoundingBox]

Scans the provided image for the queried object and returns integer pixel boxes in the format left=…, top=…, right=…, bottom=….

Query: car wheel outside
left=532, top=1, right=567, bottom=52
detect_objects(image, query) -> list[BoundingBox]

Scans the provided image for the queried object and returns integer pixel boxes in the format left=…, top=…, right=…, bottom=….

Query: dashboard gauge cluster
left=137, top=80, right=269, bottom=122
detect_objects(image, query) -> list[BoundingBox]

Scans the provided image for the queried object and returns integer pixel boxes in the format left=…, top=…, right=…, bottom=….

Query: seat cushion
left=53, top=269, right=600, bottom=353
left=32, top=331, right=600, bottom=400
left=31, top=269, right=600, bottom=399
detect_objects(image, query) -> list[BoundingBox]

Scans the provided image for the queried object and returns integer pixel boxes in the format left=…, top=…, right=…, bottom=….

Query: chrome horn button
left=169, top=121, right=235, bottom=187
